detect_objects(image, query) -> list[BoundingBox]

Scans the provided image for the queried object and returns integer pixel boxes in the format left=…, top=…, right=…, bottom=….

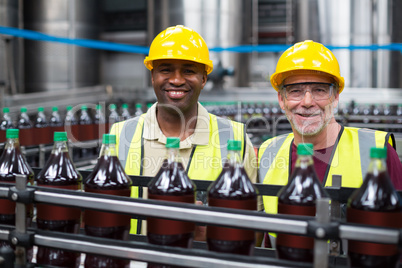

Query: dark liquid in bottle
left=36, top=151, right=81, bottom=267
left=207, top=164, right=257, bottom=256
left=84, top=156, right=131, bottom=268
left=147, top=160, right=195, bottom=268
left=18, top=115, right=34, bottom=146
left=276, top=165, right=327, bottom=263
left=347, top=171, right=401, bottom=268
left=147, top=159, right=195, bottom=246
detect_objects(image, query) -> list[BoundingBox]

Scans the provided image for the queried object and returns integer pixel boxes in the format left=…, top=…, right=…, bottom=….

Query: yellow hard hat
left=144, top=25, right=213, bottom=74
left=270, top=40, right=345, bottom=93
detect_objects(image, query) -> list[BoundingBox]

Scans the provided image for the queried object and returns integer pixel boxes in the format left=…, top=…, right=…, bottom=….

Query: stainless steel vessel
left=23, top=0, right=100, bottom=92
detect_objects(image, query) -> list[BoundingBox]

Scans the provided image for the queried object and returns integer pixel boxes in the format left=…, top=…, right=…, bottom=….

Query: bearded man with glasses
left=257, top=40, right=402, bottom=248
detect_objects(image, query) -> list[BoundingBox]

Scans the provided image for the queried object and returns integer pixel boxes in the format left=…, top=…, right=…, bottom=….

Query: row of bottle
left=0, top=103, right=151, bottom=146
left=144, top=137, right=402, bottom=267
left=0, top=130, right=133, bottom=267
left=275, top=143, right=401, bottom=267
left=0, top=127, right=400, bottom=267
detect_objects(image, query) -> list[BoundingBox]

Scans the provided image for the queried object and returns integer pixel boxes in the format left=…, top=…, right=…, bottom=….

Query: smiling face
left=151, top=59, right=207, bottom=115
left=278, top=73, right=339, bottom=137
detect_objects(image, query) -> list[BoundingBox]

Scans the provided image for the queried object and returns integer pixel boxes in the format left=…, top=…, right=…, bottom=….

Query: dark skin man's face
left=151, top=59, right=207, bottom=115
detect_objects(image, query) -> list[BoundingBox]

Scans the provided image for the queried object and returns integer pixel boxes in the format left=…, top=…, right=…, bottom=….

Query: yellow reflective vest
left=110, top=113, right=247, bottom=233
left=258, top=126, right=395, bottom=214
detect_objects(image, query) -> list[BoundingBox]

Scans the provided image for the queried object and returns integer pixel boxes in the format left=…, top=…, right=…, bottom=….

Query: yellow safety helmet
left=144, top=25, right=213, bottom=74
left=270, top=40, right=345, bottom=93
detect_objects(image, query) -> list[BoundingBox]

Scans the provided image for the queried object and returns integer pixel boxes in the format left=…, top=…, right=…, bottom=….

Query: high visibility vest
left=258, top=126, right=394, bottom=215
left=110, top=113, right=247, bottom=233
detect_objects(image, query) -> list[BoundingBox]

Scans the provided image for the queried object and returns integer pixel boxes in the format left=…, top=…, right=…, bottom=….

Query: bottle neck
left=99, top=143, right=117, bottom=158
left=166, top=147, right=181, bottom=164
left=5, top=138, right=20, bottom=149
left=226, top=149, right=241, bottom=167
left=52, top=140, right=69, bottom=154
left=295, top=154, right=314, bottom=169
left=367, top=157, right=386, bottom=176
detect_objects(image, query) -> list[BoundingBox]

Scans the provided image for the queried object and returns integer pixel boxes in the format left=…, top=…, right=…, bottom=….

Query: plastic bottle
left=147, top=137, right=196, bottom=249
left=17, top=107, right=34, bottom=146
left=397, top=104, right=402, bottom=133
left=65, top=105, right=79, bottom=142
left=0, top=107, right=14, bottom=143
left=0, top=129, right=34, bottom=247
left=34, top=106, right=51, bottom=144
left=276, top=143, right=329, bottom=263
left=94, top=104, right=107, bottom=140
left=134, top=103, right=143, bottom=117
left=146, top=103, right=153, bottom=112
left=79, top=105, right=95, bottom=141
left=347, top=147, right=401, bottom=268
left=108, top=104, right=120, bottom=130
left=84, top=134, right=132, bottom=268
left=49, top=106, right=64, bottom=132
left=207, top=140, right=258, bottom=255
left=120, top=103, right=131, bottom=121
left=36, top=132, right=82, bottom=267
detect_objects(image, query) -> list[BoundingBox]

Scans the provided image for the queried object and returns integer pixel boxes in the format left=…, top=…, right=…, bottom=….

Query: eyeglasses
left=282, top=82, right=334, bottom=101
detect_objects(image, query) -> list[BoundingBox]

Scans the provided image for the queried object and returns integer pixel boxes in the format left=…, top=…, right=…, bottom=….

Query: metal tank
left=0, top=0, right=20, bottom=95
left=294, top=0, right=400, bottom=89
left=148, top=0, right=253, bottom=88
left=23, top=0, right=100, bottom=92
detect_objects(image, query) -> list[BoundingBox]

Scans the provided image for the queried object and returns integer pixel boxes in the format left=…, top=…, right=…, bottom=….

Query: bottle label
left=34, top=127, right=52, bottom=144
left=278, top=203, right=315, bottom=216
left=79, top=124, right=95, bottom=141
left=84, top=189, right=131, bottom=227
left=207, top=198, right=256, bottom=241
left=347, top=207, right=402, bottom=256
left=37, top=185, right=81, bottom=221
left=148, top=194, right=195, bottom=235
left=19, top=129, right=34, bottom=146
left=276, top=203, right=315, bottom=249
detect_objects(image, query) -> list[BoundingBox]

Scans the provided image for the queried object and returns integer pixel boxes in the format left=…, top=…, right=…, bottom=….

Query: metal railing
left=0, top=173, right=401, bottom=268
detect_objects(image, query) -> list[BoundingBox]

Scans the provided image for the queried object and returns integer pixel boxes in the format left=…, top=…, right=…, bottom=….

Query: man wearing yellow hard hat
left=258, top=40, right=402, bottom=246
left=110, top=25, right=259, bottom=241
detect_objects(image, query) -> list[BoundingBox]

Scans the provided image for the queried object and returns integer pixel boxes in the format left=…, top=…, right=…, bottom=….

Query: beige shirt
left=141, top=102, right=257, bottom=181
left=138, top=102, right=260, bottom=234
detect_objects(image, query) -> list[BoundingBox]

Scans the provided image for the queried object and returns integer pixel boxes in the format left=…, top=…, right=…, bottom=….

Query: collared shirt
left=141, top=102, right=257, bottom=181
left=136, top=102, right=260, bottom=234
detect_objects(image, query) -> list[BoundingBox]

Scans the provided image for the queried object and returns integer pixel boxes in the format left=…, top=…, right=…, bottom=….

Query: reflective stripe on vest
left=110, top=113, right=246, bottom=233
left=258, top=127, right=391, bottom=215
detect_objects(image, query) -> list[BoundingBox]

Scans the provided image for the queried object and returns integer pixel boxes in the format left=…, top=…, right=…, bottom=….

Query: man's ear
left=151, top=69, right=154, bottom=85
left=201, top=71, right=207, bottom=88
left=278, top=91, right=285, bottom=110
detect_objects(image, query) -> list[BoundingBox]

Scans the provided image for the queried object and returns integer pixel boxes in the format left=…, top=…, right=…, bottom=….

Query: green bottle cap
left=147, top=103, right=152, bottom=108
left=20, top=107, right=27, bottom=113
left=52, top=106, right=58, bottom=112
left=227, top=140, right=241, bottom=151
left=81, top=105, right=88, bottom=110
left=102, top=134, right=116, bottom=144
left=135, top=103, right=142, bottom=108
left=6, top=129, right=19, bottom=139
left=122, top=103, right=128, bottom=108
left=38, top=107, right=44, bottom=112
left=96, top=104, right=102, bottom=110
left=3, top=107, right=9, bottom=113
left=109, top=104, right=116, bottom=110
left=370, top=147, right=387, bottom=159
left=166, top=137, right=180, bottom=148
left=54, top=132, right=68, bottom=141
left=66, top=105, right=72, bottom=111
left=297, top=143, right=314, bottom=156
